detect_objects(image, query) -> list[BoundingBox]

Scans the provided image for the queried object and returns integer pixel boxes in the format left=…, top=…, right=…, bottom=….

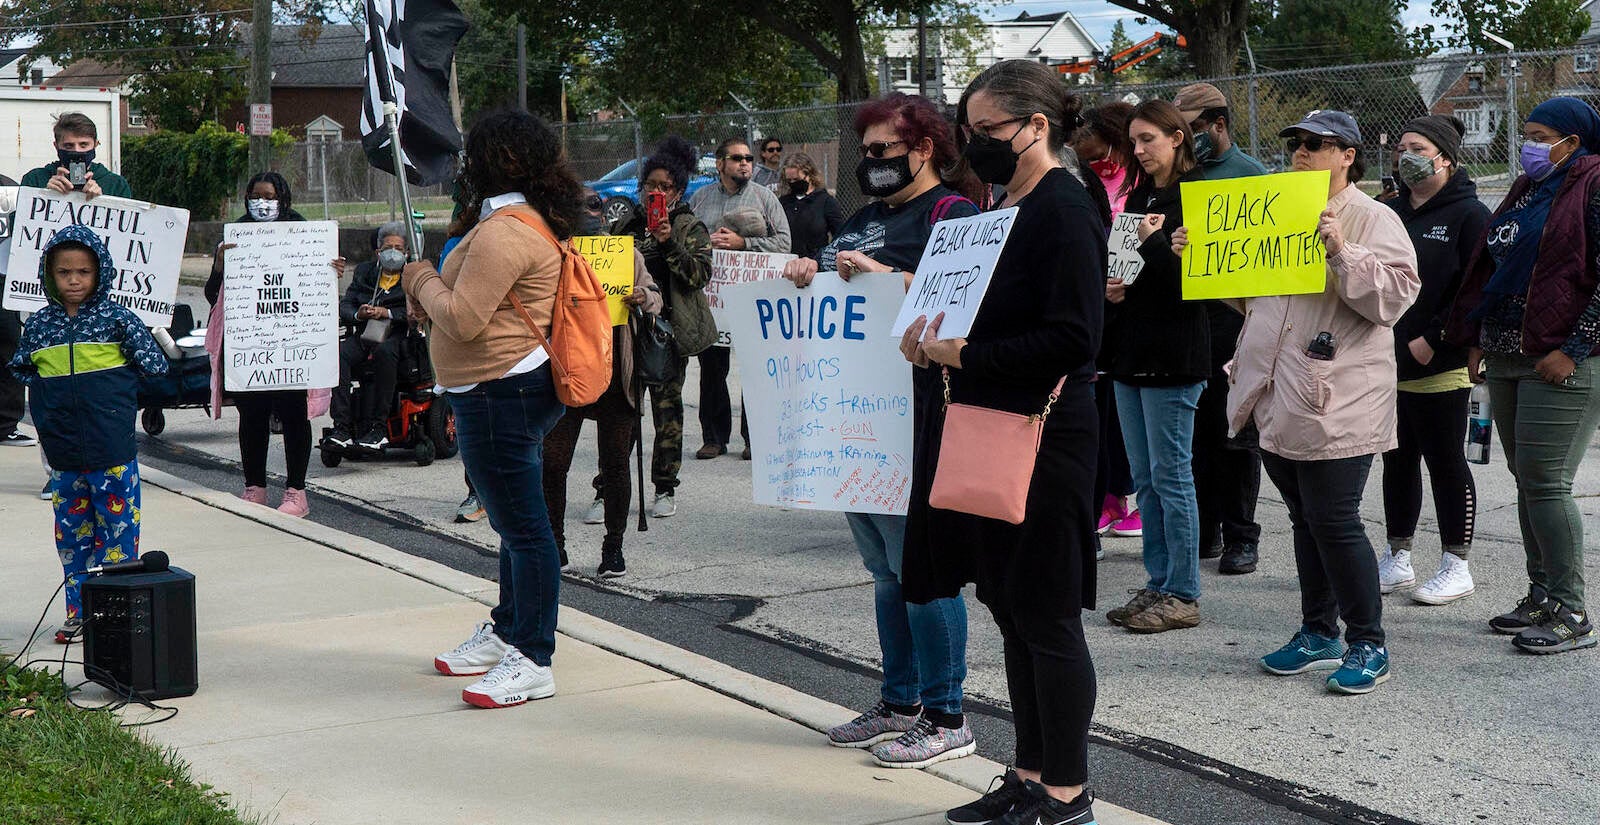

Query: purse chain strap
left=941, top=366, right=1064, bottom=422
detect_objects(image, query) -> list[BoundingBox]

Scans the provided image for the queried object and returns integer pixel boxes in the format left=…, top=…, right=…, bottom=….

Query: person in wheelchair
left=328, top=222, right=411, bottom=452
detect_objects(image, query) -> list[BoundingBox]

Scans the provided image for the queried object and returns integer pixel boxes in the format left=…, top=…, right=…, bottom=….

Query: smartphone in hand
left=646, top=191, right=668, bottom=233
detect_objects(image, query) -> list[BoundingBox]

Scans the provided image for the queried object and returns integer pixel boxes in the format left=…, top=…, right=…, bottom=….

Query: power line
left=0, top=7, right=252, bottom=34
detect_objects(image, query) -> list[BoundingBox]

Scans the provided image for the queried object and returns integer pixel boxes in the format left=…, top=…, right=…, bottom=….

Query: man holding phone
left=20, top=112, right=132, bottom=199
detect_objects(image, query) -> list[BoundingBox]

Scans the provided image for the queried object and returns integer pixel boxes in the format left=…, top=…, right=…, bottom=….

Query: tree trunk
left=1178, top=0, right=1248, bottom=78
left=828, top=0, right=868, bottom=211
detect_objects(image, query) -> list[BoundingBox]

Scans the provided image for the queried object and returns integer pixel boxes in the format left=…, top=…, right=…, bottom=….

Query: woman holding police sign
left=1102, top=100, right=1210, bottom=636
left=780, top=92, right=981, bottom=772
left=1174, top=110, right=1420, bottom=693
left=899, top=60, right=1105, bottom=825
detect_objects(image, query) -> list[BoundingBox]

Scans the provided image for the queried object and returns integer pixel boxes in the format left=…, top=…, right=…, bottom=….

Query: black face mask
left=58, top=148, right=94, bottom=166
left=856, top=154, right=918, bottom=198
left=787, top=179, right=810, bottom=196
left=963, top=121, right=1038, bottom=186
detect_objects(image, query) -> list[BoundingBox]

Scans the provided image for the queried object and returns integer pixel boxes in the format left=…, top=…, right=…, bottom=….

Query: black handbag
left=635, top=312, right=679, bottom=387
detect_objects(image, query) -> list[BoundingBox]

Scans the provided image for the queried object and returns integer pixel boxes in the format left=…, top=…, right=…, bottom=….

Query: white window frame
left=1577, top=52, right=1598, bottom=74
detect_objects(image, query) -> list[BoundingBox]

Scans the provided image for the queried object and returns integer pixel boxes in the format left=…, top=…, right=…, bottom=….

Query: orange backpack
left=497, top=211, right=613, bottom=407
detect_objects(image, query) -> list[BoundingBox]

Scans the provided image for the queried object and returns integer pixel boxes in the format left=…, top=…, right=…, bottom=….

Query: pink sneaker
left=1110, top=509, right=1143, bottom=537
left=278, top=487, right=310, bottom=518
left=1097, top=494, right=1126, bottom=534
left=240, top=485, right=268, bottom=505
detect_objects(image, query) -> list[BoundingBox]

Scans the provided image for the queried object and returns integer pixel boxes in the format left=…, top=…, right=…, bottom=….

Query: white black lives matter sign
left=222, top=220, right=340, bottom=392
left=2, top=187, right=190, bottom=327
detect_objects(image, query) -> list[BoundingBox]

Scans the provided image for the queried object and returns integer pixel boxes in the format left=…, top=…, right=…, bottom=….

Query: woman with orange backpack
left=401, top=110, right=584, bottom=709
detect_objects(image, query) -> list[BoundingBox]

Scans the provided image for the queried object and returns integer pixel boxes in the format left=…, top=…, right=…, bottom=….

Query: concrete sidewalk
left=0, top=448, right=1164, bottom=825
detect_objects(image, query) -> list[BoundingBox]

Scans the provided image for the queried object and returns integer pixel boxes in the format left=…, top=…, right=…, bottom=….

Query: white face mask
left=247, top=198, right=280, bottom=221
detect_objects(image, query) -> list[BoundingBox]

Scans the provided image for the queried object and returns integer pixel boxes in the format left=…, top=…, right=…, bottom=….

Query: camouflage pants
left=649, top=357, right=691, bottom=494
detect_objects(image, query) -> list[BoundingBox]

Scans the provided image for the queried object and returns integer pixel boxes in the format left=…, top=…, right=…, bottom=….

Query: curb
left=140, top=465, right=1166, bottom=825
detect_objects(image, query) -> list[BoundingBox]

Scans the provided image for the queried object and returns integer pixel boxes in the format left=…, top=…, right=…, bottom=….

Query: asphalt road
left=107, top=283, right=1600, bottom=825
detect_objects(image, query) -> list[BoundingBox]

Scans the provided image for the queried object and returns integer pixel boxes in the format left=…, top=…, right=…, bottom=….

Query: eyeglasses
left=962, top=117, right=1027, bottom=139
left=1286, top=135, right=1342, bottom=153
left=640, top=180, right=674, bottom=192
left=723, top=154, right=755, bottom=163
left=763, top=146, right=783, bottom=153
left=859, top=140, right=905, bottom=158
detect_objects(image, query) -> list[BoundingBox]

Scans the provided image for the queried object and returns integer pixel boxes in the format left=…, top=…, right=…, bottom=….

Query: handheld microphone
left=87, top=550, right=169, bottom=577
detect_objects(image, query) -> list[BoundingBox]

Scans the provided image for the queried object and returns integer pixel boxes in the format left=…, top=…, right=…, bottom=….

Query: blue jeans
left=450, top=367, right=566, bottom=666
left=846, top=512, right=968, bottom=715
left=1115, top=381, right=1205, bottom=601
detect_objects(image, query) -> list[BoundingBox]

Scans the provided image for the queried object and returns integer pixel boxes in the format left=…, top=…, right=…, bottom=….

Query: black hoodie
left=1387, top=171, right=1490, bottom=382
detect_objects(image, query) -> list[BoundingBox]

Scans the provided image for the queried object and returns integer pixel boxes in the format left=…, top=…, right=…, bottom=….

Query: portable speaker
left=81, top=566, right=198, bottom=700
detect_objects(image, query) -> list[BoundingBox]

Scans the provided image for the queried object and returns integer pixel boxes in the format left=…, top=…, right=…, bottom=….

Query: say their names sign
left=890, top=206, right=1017, bottom=339
left=573, top=234, right=635, bottom=326
left=222, top=220, right=340, bottom=392
left=2, top=188, right=190, bottom=326
left=1107, top=212, right=1148, bottom=284
left=725, top=272, right=914, bottom=515
left=1178, top=170, right=1330, bottom=300
left=708, top=249, right=796, bottom=346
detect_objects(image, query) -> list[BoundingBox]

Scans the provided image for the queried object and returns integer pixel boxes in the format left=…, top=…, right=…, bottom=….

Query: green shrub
left=123, top=123, right=294, bottom=221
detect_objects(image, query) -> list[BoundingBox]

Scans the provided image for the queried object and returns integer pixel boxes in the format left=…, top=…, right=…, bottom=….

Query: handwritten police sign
left=725, top=272, right=914, bottom=515
left=573, top=234, right=635, bottom=326
left=1178, top=170, right=1329, bottom=300
left=222, top=220, right=340, bottom=392
left=890, top=206, right=1017, bottom=339
left=2, top=188, right=190, bottom=326
left=708, top=249, right=796, bottom=347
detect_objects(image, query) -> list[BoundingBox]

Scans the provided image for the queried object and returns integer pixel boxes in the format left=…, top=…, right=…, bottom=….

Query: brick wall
left=223, top=88, right=364, bottom=139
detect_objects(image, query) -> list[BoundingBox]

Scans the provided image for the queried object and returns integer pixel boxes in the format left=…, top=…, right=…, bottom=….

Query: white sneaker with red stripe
left=462, top=648, right=555, bottom=708
left=434, top=620, right=509, bottom=676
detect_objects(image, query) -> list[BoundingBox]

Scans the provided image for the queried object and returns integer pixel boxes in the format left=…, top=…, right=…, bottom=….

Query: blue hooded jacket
left=8, top=224, right=168, bottom=470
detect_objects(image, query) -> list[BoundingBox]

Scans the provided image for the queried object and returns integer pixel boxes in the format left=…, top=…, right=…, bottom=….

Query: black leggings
left=1091, top=377, right=1133, bottom=507
left=1382, top=388, right=1476, bottom=550
left=235, top=390, right=312, bottom=489
left=543, top=382, right=637, bottom=548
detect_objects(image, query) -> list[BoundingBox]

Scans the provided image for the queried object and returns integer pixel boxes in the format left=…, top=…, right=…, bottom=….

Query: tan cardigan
left=403, top=205, right=561, bottom=387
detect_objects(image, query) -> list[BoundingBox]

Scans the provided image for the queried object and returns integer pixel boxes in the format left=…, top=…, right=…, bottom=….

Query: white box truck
left=0, top=86, right=120, bottom=181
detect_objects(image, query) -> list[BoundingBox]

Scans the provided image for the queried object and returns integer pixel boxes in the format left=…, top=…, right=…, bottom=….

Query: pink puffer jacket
left=1226, top=183, right=1421, bottom=461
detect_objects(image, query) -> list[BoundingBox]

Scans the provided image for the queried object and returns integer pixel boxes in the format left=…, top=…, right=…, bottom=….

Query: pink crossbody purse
left=928, top=368, right=1066, bottom=525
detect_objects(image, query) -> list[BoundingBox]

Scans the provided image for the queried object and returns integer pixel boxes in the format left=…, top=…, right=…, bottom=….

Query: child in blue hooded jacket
left=8, top=224, right=168, bottom=642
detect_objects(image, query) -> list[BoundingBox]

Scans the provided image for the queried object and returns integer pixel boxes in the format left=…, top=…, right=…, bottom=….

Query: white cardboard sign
left=1108, top=211, right=1147, bottom=284
left=707, top=249, right=796, bottom=347
left=889, top=206, right=1018, bottom=339
left=222, top=220, right=340, bottom=392
left=725, top=272, right=915, bottom=515
left=2, top=187, right=190, bottom=327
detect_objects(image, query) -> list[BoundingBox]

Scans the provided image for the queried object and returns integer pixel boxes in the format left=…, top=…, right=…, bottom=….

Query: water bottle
left=1466, top=383, right=1492, bottom=465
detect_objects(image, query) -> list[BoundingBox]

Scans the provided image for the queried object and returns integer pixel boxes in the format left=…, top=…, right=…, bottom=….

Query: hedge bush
left=123, top=123, right=293, bottom=221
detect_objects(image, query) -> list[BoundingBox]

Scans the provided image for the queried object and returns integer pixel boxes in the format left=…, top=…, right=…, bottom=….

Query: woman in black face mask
left=777, top=152, right=844, bottom=260
left=903, top=59, right=1107, bottom=825
left=780, top=93, right=983, bottom=773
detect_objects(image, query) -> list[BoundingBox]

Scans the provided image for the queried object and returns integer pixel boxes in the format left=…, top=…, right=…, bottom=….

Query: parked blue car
left=586, top=155, right=719, bottom=226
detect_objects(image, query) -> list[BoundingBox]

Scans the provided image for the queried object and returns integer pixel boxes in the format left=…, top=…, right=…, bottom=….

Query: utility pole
left=916, top=7, right=928, bottom=100
left=516, top=24, right=528, bottom=112
left=248, top=0, right=272, bottom=171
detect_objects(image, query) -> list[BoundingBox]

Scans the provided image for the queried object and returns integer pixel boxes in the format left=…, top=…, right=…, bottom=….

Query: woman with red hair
left=782, top=92, right=981, bottom=771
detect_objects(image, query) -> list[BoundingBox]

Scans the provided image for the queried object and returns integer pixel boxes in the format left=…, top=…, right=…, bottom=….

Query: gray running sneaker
left=827, top=700, right=919, bottom=748
left=870, top=715, right=976, bottom=769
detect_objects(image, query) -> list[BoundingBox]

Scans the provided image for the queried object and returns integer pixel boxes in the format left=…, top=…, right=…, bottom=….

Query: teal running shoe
left=1327, top=641, right=1390, bottom=694
left=1260, top=629, right=1344, bottom=675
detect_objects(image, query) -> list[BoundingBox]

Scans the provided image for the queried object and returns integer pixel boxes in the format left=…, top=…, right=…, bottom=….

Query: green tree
left=1424, top=0, right=1589, bottom=51
left=1252, top=0, right=1414, bottom=69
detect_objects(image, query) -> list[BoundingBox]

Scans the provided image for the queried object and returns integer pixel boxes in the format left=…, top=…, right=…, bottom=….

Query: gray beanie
left=1400, top=115, right=1465, bottom=163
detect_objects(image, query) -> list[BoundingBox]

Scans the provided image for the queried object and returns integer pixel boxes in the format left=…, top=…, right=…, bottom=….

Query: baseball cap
left=1278, top=110, right=1362, bottom=146
left=1173, top=83, right=1228, bottom=122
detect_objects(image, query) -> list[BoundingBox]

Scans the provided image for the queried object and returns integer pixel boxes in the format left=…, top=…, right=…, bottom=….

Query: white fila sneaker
left=434, top=621, right=509, bottom=676
left=461, top=648, right=555, bottom=708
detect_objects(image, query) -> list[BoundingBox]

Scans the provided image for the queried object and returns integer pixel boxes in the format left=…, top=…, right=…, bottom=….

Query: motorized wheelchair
left=318, top=323, right=457, bottom=467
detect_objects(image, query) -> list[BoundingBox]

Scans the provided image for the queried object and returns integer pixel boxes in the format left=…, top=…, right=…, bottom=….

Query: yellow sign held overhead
left=572, top=235, right=636, bottom=326
left=1178, top=170, right=1330, bottom=300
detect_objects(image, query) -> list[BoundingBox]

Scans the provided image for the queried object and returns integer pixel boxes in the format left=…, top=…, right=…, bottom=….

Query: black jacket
left=1103, top=168, right=1210, bottom=385
left=339, top=260, right=410, bottom=332
left=779, top=189, right=845, bottom=260
left=1388, top=172, right=1490, bottom=381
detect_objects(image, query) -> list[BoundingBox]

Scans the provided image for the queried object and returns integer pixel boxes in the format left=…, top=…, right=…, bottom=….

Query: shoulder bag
left=928, top=368, right=1066, bottom=525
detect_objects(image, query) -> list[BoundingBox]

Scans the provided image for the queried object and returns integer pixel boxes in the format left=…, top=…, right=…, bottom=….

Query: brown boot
left=1106, top=589, right=1162, bottom=626
left=695, top=443, right=726, bottom=459
left=1125, top=594, right=1200, bottom=633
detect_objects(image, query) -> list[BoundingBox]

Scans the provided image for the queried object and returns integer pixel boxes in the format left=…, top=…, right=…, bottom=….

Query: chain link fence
left=257, top=47, right=1600, bottom=227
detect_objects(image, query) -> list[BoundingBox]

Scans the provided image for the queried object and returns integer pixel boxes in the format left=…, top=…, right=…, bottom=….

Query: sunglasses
left=1286, top=135, right=1344, bottom=153
left=859, top=140, right=905, bottom=158
left=583, top=196, right=603, bottom=211
left=723, top=154, right=755, bottom=163
left=763, top=146, right=783, bottom=153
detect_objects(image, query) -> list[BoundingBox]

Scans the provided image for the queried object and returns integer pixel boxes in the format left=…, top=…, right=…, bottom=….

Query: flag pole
left=368, top=0, right=424, bottom=260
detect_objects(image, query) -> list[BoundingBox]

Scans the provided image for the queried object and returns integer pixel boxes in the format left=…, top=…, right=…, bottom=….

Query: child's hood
left=39, top=223, right=116, bottom=307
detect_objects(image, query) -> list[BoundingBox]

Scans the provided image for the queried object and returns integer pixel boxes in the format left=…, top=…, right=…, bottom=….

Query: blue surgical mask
left=1520, top=136, right=1572, bottom=182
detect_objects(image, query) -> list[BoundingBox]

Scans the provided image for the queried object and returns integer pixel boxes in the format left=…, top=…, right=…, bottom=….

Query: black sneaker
left=1200, top=535, right=1223, bottom=559
left=324, top=426, right=354, bottom=449
left=1512, top=602, right=1597, bottom=654
left=947, top=769, right=1030, bottom=824
left=1490, top=594, right=1552, bottom=635
left=1, top=430, right=37, bottom=447
left=598, top=544, right=627, bottom=579
left=559, top=548, right=570, bottom=571
left=998, top=782, right=1096, bottom=825
left=1219, top=543, right=1259, bottom=575
left=356, top=425, right=389, bottom=452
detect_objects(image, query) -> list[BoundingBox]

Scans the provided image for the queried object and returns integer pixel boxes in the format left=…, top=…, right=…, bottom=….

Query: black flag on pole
left=361, top=0, right=469, bottom=185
